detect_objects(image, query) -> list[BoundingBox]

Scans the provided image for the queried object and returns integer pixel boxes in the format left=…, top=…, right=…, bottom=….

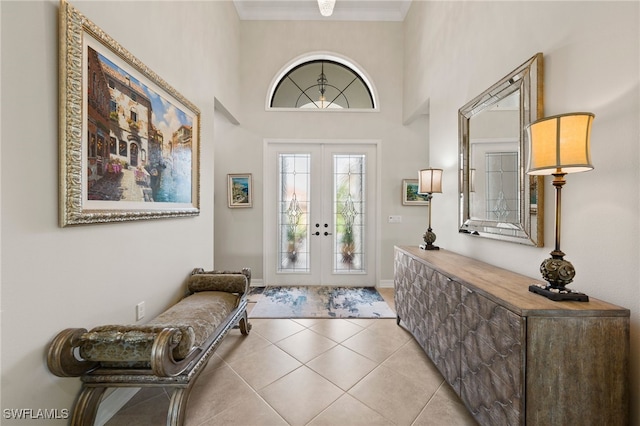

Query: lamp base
left=529, top=284, right=589, bottom=302
left=421, top=229, right=439, bottom=250
left=420, top=243, right=439, bottom=251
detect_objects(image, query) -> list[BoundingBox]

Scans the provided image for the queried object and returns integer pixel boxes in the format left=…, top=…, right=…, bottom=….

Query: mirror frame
left=458, top=53, right=544, bottom=246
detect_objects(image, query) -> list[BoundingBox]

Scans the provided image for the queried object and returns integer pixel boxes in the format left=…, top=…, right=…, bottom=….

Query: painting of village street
left=86, top=46, right=195, bottom=204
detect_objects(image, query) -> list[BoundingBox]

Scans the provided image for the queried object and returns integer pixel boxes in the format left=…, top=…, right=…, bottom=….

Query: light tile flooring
left=106, top=289, right=477, bottom=426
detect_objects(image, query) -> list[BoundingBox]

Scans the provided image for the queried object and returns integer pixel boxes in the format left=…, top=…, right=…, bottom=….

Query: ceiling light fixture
left=317, top=62, right=328, bottom=104
left=318, top=0, right=336, bottom=17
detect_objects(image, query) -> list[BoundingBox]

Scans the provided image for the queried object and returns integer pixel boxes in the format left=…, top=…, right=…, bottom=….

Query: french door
left=264, top=141, right=377, bottom=286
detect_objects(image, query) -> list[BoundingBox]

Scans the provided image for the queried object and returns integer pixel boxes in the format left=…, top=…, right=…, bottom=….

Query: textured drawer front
left=394, top=246, right=629, bottom=426
left=394, top=252, right=430, bottom=348
left=426, top=271, right=461, bottom=392
left=459, top=287, right=524, bottom=426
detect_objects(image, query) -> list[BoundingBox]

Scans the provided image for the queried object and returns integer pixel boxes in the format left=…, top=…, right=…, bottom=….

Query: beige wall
left=0, top=0, right=240, bottom=422
left=214, top=19, right=429, bottom=282
left=404, top=1, right=640, bottom=422
left=1, top=0, right=638, bottom=423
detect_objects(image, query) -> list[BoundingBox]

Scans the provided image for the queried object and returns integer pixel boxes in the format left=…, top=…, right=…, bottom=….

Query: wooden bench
left=47, top=268, right=252, bottom=426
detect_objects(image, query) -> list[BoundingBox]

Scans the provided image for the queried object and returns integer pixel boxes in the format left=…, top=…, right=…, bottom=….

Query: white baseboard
left=250, top=278, right=264, bottom=287
left=94, top=388, right=140, bottom=426
left=378, top=279, right=394, bottom=288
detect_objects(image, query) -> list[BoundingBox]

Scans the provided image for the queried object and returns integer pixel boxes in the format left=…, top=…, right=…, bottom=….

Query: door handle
left=313, top=231, right=320, bottom=236
left=324, top=231, right=332, bottom=236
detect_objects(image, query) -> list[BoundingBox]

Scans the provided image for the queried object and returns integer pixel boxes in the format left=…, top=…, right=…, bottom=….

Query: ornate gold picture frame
left=59, top=1, right=200, bottom=226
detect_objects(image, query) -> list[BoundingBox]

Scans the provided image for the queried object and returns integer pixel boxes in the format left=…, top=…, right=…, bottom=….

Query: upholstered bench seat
left=47, top=268, right=252, bottom=426
left=80, top=291, right=239, bottom=368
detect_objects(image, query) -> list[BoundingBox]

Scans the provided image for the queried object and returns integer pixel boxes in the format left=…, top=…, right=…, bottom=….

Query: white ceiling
left=233, top=0, right=413, bottom=22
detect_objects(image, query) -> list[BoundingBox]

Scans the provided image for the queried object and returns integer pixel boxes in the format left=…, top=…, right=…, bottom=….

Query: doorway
left=264, top=141, right=378, bottom=286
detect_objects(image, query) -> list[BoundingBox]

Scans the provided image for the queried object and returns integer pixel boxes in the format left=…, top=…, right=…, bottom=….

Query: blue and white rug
left=248, top=286, right=396, bottom=319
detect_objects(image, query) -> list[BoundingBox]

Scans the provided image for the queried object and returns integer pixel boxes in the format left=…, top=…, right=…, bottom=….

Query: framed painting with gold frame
left=59, top=1, right=200, bottom=226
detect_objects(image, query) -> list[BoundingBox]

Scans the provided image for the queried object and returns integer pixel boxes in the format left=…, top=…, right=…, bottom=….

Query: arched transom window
left=269, top=56, right=376, bottom=110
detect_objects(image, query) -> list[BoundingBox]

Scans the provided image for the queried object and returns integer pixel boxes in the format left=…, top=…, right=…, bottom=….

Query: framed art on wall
left=228, top=174, right=252, bottom=208
left=402, top=179, right=429, bottom=205
left=59, top=1, right=200, bottom=226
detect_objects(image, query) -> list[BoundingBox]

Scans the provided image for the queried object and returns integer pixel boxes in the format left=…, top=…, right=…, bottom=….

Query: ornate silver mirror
left=459, top=53, right=544, bottom=246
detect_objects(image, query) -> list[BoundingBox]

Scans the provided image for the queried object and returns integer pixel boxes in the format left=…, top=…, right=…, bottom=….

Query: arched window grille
left=270, top=58, right=375, bottom=110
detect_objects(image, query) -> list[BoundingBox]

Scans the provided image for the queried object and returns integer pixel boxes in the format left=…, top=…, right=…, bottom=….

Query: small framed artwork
left=228, top=174, right=252, bottom=208
left=59, top=1, right=200, bottom=226
left=402, top=179, right=429, bottom=205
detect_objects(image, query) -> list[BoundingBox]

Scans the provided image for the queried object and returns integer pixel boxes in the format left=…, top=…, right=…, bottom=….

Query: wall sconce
left=418, top=168, right=443, bottom=250
left=317, top=0, right=336, bottom=16
left=526, top=112, right=595, bottom=301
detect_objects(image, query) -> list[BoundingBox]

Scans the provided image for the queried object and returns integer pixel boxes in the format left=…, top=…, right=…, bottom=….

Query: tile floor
left=106, top=288, right=477, bottom=426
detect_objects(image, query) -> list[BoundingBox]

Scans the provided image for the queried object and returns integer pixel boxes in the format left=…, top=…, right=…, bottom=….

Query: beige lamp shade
left=526, top=112, right=595, bottom=175
left=418, top=168, right=443, bottom=194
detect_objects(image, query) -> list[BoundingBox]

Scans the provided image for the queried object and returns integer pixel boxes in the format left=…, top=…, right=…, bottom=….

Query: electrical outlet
left=136, top=301, right=145, bottom=321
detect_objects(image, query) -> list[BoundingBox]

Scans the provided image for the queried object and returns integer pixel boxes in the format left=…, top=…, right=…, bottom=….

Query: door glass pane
left=486, top=152, right=519, bottom=222
left=334, top=154, right=365, bottom=273
left=278, top=153, right=310, bottom=272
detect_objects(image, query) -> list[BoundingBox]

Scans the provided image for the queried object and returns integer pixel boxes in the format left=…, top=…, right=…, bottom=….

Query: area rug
left=249, top=286, right=396, bottom=319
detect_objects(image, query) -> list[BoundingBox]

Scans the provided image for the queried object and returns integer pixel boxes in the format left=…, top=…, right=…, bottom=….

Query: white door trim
left=263, top=138, right=381, bottom=287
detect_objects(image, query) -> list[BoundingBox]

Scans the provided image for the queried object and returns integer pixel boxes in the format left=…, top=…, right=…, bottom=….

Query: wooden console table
left=394, top=246, right=629, bottom=426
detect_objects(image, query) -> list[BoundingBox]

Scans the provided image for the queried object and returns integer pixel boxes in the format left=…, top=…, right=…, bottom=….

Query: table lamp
left=526, top=112, right=594, bottom=301
left=418, top=168, right=443, bottom=250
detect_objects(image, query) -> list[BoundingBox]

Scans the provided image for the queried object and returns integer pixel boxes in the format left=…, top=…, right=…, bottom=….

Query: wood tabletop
left=395, top=246, right=629, bottom=317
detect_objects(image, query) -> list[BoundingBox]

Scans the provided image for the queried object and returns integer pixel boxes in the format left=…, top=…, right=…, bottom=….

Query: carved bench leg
left=239, top=310, right=252, bottom=335
left=167, top=386, right=192, bottom=426
left=71, top=386, right=107, bottom=426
